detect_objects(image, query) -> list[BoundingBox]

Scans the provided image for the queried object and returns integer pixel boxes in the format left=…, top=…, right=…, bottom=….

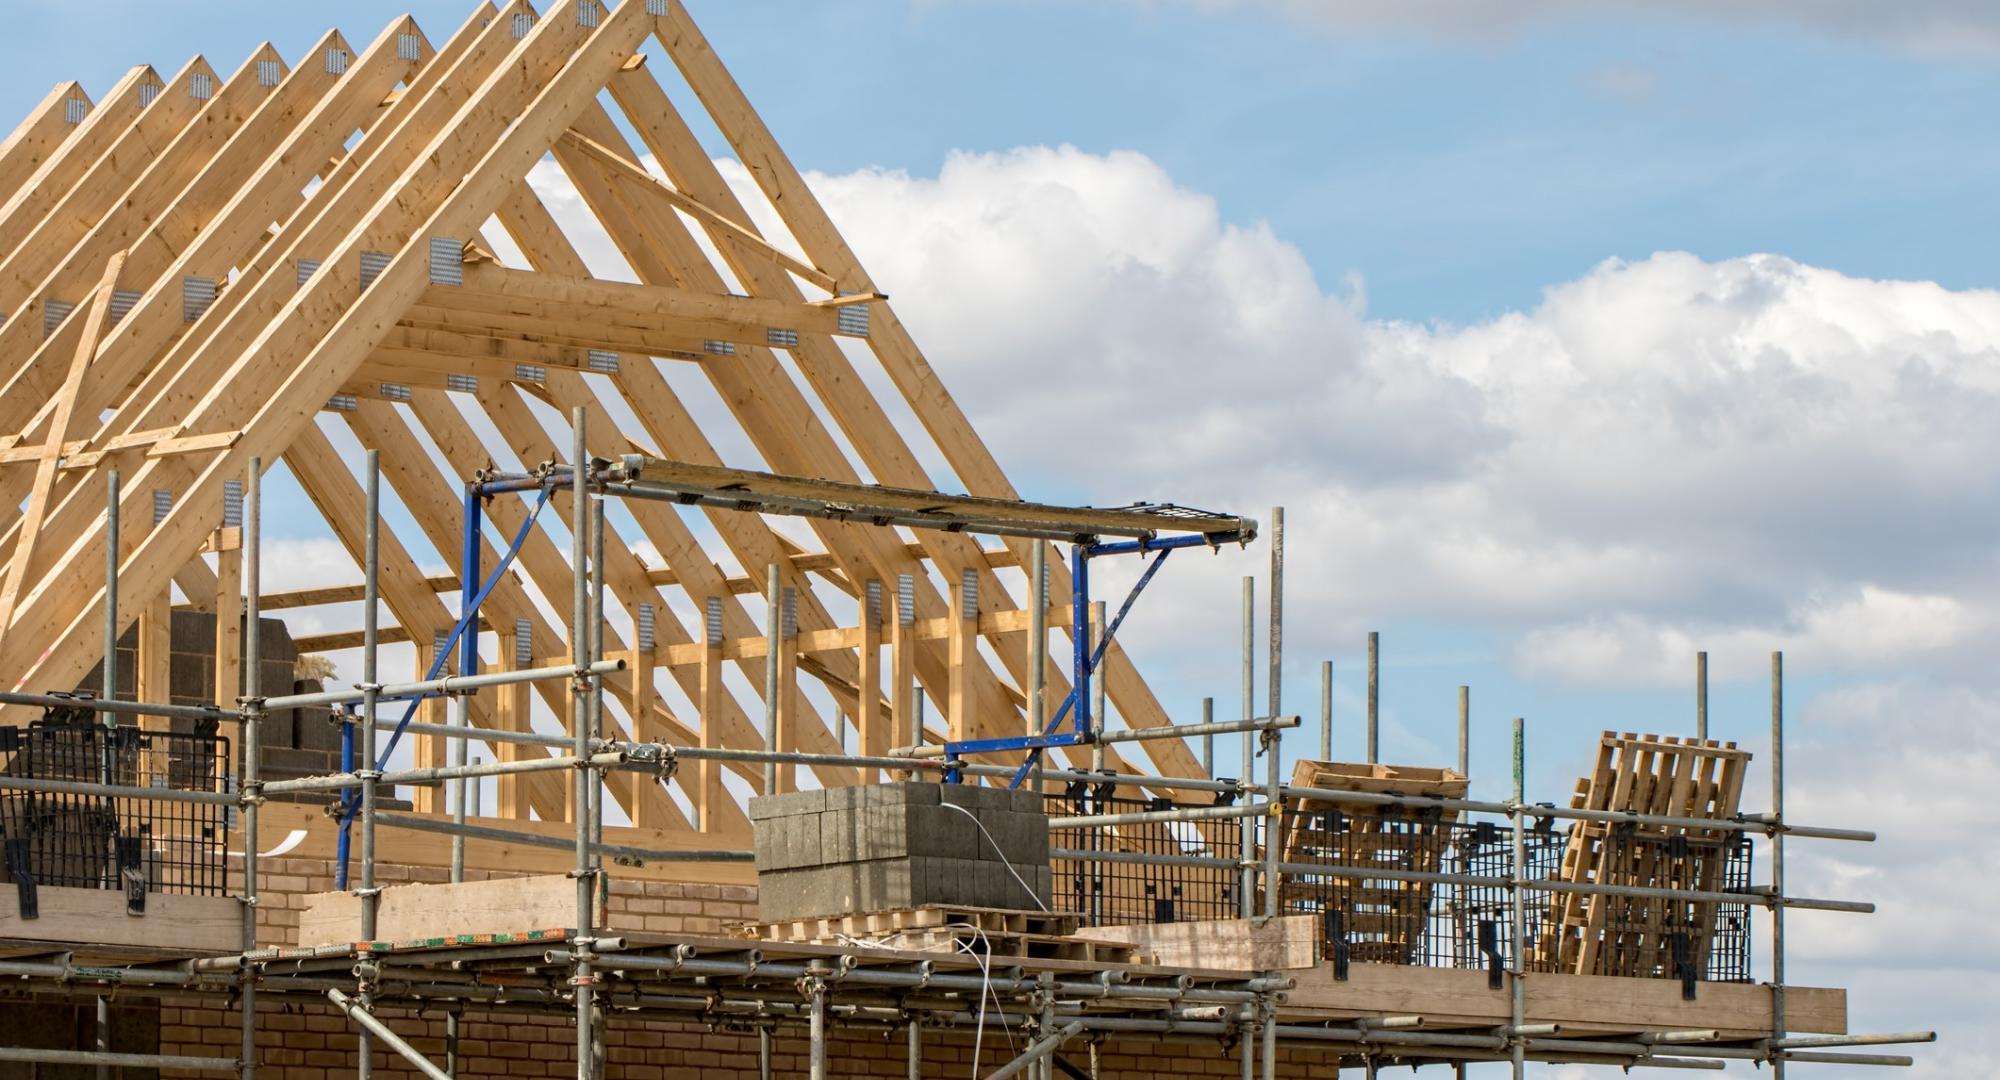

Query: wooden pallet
left=1535, top=733, right=1748, bottom=978
left=733, top=905, right=1146, bottom=964
left=1276, top=760, right=1468, bottom=965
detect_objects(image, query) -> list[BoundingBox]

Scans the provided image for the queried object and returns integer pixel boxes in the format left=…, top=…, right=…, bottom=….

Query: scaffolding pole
left=1771, top=650, right=1787, bottom=1079
left=240, top=457, right=263, bottom=1080
left=572, top=406, right=600, bottom=1080
left=358, top=448, right=382, bottom=1080
left=1511, top=716, right=1527, bottom=1080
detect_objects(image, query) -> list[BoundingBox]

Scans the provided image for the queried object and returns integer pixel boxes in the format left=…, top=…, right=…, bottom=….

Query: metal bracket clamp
left=623, top=741, right=677, bottom=781
left=6, top=838, right=39, bottom=920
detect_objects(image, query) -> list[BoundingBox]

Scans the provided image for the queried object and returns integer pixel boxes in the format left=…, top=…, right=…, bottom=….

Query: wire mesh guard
left=1046, top=789, right=1752, bottom=985
left=0, top=700, right=231, bottom=908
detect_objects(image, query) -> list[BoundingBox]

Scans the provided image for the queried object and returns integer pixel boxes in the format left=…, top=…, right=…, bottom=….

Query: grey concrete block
left=749, top=786, right=826, bottom=821
left=856, top=804, right=911, bottom=861
left=822, top=785, right=863, bottom=813
left=857, top=858, right=914, bottom=912
left=820, top=807, right=859, bottom=864
left=908, top=802, right=977, bottom=859
left=911, top=856, right=962, bottom=908
left=973, top=861, right=1007, bottom=909
left=786, top=814, right=826, bottom=869
left=764, top=864, right=864, bottom=921
left=996, top=862, right=1038, bottom=911
left=1015, top=819, right=1051, bottom=865
left=939, top=782, right=1007, bottom=812
left=754, top=870, right=809, bottom=921
left=754, top=812, right=822, bottom=870
left=989, top=810, right=1050, bottom=864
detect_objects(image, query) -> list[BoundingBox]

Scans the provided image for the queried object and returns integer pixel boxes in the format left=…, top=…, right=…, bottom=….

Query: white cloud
left=525, top=139, right=1993, bottom=1072
left=1515, top=586, right=1987, bottom=687
left=1141, top=0, right=2000, bottom=51
left=764, top=146, right=2000, bottom=688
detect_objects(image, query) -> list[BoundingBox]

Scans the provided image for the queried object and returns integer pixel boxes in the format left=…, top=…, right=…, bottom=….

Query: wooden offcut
left=1073, top=914, right=1320, bottom=971
left=0, top=886, right=238, bottom=955
left=297, top=874, right=604, bottom=948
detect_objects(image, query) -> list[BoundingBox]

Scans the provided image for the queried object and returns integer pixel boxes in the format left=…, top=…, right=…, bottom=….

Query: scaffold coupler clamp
left=351, top=960, right=381, bottom=998
left=624, top=741, right=676, bottom=781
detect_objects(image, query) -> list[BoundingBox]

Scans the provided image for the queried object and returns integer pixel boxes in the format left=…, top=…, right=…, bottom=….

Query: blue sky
left=4, top=2, right=1994, bottom=1074
left=8, top=1, right=2000, bottom=322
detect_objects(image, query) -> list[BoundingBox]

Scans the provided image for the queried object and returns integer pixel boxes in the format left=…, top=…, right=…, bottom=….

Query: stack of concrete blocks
left=752, top=782, right=1052, bottom=922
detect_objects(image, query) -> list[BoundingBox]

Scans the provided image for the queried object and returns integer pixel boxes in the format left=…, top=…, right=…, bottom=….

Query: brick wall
left=160, top=1002, right=1343, bottom=1078
left=149, top=853, right=1339, bottom=1078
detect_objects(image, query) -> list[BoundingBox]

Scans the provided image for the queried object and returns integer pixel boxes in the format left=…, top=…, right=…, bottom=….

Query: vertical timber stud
left=1366, top=631, right=1380, bottom=764
left=778, top=584, right=799, bottom=793
left=763, top=565, right=780, bottom=795
left=699, top=598, right=724, bottom=830
left=859, top=582, right=883, bottom=781
left=498, top=619, right=532, bottom=820
left=238, top=458, right=262, bottom=1080
left=214, top=481, right=244, bottom=718
left=415, top=630, right=447, bottom=814
left=414, top=628, right=450, bottom=816
left=893, top=574, right=917, bottom=761
left=1771, top=650, right=1786, bottom=1080
left=138, top=490, right=171, bottom=731
left=950, top=568, right=977, bottom=744
left=628, top=601, right=656, bottom=824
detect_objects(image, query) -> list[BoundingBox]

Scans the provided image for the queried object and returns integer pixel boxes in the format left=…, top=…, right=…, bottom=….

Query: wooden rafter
left=0, top=0, right=1221, bottom=841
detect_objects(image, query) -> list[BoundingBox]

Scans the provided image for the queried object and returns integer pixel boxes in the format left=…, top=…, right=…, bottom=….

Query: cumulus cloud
left=747, top=145, right=2000, bottom=688
left=1515, top=587, right=1987, bottom=687
left=1139, top=0, right=2000, bottom=51
left=523, top=140, right=1994, bottom=1069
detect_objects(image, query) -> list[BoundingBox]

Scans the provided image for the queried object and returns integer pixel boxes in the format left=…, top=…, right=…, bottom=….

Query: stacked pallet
left=1536, top=732, right=1748, bottom=979
left=1276, top=761, right=1468, bottom=965
left=737, top=904, right=1148, bottom=964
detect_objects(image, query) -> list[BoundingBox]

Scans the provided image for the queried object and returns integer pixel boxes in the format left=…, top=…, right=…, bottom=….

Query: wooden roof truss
left=0, top=1, right=1221, bottom=840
